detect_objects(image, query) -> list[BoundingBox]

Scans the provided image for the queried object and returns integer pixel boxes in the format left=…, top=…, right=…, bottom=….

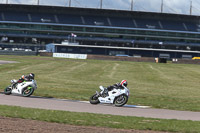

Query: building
left=1, top=4, right=200, bottom=58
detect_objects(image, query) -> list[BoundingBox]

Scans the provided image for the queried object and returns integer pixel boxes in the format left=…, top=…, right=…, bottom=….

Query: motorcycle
left=89, top=85, right=130, bottom=107
left=4, top=79, right=37, bottom=97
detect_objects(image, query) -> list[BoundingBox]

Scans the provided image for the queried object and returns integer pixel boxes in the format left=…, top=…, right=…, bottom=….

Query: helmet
left=21, top=75, right=25, bottom=79
left=121, top=80, right=128, bottom=87
left=29, top=73, right=35, bottom=79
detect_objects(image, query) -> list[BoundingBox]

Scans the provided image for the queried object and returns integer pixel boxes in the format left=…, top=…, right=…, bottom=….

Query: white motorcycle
left=4, top=79, right=37, bottom=97
left=90, top=86, right=130, bottom=107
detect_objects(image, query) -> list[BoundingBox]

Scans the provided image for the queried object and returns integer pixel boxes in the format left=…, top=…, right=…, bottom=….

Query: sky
left=1, top=0, right=200, bottom=16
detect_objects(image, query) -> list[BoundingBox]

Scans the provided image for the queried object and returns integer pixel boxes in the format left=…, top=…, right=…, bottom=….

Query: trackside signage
left=53, top=53, right=87, bottom=59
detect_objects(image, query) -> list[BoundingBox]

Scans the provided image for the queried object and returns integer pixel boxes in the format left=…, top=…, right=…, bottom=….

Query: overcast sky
left=1, top=0, right=200, bottom=16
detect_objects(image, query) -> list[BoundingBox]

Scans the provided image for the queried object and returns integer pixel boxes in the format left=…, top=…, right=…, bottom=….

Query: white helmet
left=121, top=80, right=128, bottom=87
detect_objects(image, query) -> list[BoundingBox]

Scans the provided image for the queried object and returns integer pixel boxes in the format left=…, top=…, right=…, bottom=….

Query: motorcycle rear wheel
left=114, top=94, right=128, bottom=107
left=89, top=94, right=100, bottom=104
left=22, top=86, right=34, bottom=97
left=4, top=86, right=12, bottom=95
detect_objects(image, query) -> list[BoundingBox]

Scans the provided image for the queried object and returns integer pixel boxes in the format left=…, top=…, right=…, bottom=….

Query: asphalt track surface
left=0, top=94, right=200, bottom=121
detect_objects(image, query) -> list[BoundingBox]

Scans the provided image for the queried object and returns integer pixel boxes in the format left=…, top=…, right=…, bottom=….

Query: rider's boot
left=103, top=89, right=109, bottom=96
left=12, top=83, right=17, bottom=89
left=99, top=86, right=109, bottom=96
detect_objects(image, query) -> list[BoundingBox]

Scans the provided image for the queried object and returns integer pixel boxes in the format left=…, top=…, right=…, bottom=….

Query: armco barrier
left=0, top=50, right=37, bottom=56
left=40, top=52, right=155, bottom=62
left=172, top=59, right=200, bottom=64
left=87, top=54, right=155, bottom=62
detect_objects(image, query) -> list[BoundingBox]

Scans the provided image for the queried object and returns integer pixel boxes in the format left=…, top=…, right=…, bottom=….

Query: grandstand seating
left=185, top=22, right=198, bottom=32
left=31, top=13, right=56, bottom=23
left=0, top=13, right=2, bottom=21
left=0, top=7, right=199, bottom=33
left=83, top=15, right=109, bottom=26
left=109, top=17, right=135, bottom=27
left=134, top=18, right=160, bottom=29
left=3, top=11, right=29, bottom=22
left=160, top=20, right=185, bottom=31
left=57, top=14, right=83, bottom=25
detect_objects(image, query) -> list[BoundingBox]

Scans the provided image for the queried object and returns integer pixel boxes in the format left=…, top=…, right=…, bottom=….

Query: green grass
left=0, top=105, right=200, bottom=133
left=0, top=55, right=200, bottom=111
left=0, top=55, right=200, bottom=132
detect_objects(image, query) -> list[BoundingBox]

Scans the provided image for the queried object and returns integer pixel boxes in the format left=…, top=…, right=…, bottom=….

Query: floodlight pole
left=69, top=0, right=71, bottom=7
left=190, top=0, right=192, bottom=15
left=6, top=0, right=8, bottom=4
left=37, top=0, right=39, bottom=5
left=100, top=0, right=103, bottom=9
left=161, top=0, right=164, bottom=13
left=131, top=0, right=134, bottom=11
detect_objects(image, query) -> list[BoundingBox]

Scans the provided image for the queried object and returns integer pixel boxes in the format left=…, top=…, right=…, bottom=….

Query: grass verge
left=0, top=105, right=200, bottom=133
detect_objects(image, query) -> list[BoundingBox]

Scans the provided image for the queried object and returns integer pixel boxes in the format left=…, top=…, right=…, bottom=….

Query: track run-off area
left=0, top=94, right=200, bottom=121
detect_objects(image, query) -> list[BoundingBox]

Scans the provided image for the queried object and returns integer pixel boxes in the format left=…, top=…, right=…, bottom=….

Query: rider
left=17, top=73, right=35, bottom=83
left=103, top=80, right=128, bottom=95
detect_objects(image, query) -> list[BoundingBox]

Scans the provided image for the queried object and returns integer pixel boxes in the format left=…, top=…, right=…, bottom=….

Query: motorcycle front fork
left=11, top=83, right=17, bottom=89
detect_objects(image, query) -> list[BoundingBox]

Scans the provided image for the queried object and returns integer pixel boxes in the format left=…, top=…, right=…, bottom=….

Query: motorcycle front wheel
left=22, top=86, right=34, bottom=97
left=89, top=94, right=100, bottom=104
left=114, top=94, right=128, bottom=107
left=4, top=86, right=12, bottom=95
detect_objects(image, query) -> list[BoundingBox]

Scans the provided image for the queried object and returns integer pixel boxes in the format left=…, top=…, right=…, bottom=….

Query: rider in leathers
left=12, top=73, right=35, bottom=89
left=103, top=80, right=128, bottom=95
left=17, top=73, right=35, bottom=83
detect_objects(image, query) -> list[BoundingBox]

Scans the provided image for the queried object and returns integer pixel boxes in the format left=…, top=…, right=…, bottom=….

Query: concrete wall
left=39, top=52, right=53, bottom=57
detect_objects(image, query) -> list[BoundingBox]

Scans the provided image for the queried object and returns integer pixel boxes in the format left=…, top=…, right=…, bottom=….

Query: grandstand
left=0, top=4, right=200, bottom=58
